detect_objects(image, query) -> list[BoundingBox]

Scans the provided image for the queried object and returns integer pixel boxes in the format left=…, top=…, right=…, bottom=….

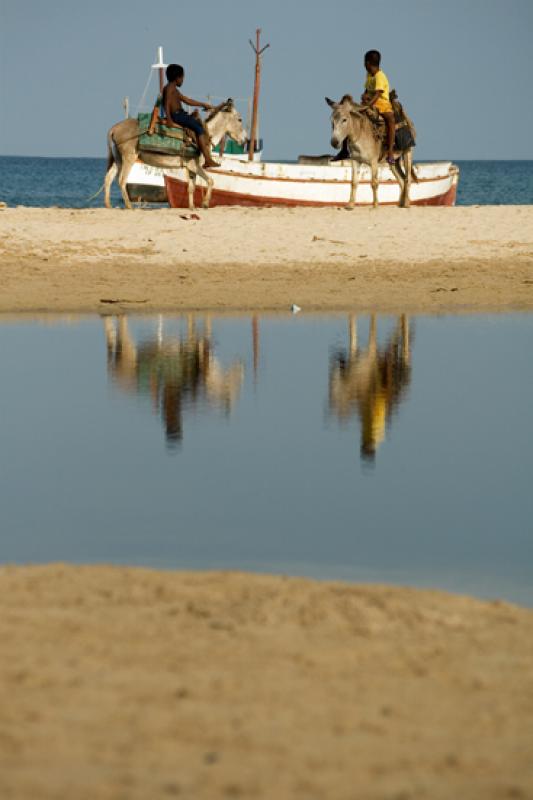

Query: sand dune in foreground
left=1, top=565, right=532, bottom=799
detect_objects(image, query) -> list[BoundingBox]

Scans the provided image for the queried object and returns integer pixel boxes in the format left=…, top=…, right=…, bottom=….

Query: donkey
left=103, top=315, right=244, bottom=444
left=104, top=100, right=247, bottom=210
left=329, top=314, right=412, bottom=461
left=326, top=95, right=413, bottom=208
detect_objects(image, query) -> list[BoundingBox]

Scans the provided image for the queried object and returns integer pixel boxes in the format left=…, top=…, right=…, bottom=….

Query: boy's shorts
left=170, top=110, right=205, bottom=136
left=375, top=98, right=393, bottom=115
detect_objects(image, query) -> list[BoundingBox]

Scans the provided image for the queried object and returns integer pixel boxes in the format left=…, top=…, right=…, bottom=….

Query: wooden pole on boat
left=248, top=29, right=269, bottom=162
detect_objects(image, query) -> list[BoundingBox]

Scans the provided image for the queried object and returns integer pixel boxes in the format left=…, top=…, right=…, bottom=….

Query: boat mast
left=152, top=46, right=167, bottom=95
left=248, top=29, right=269, bottom=161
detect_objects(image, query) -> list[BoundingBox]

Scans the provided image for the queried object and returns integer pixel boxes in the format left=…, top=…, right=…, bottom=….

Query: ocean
left=0, top=156, right=532, bottom=208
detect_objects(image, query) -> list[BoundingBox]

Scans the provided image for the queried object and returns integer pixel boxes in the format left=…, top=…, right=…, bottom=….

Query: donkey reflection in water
left=103, top=315, right=244, bottom=446
left=329, top=315, right=413, bottom=462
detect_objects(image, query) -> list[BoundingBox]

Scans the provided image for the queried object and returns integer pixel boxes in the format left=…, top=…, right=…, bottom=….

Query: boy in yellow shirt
left=361, top=49, right=395, bottom=165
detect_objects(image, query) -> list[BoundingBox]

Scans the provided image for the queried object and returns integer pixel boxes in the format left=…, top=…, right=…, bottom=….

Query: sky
left=1, top=0, right=532, bottom=160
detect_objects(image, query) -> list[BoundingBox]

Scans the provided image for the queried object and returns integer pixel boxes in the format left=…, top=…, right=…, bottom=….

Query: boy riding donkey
left=332, top=49, right=406, bottom=165
left=148, top=63, right=220, bottom=169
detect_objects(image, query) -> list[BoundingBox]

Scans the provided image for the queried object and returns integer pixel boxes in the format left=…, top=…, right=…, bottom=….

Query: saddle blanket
left=137, top=113, right=199, bottom=158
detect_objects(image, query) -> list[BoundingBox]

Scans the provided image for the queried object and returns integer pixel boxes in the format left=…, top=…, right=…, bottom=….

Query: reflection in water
left=103, top=315, right=244, bottom=446
left=329, top=315, right=413, bottom=462
left=4, top=311, right=533, bottom=603
left=103, top=313, right=413, bottom=460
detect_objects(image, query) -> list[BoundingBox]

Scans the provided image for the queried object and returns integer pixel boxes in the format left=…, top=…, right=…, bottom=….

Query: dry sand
left=1, top=205, right=532, bottom=313
left=1, top=566, right=532, bottom=799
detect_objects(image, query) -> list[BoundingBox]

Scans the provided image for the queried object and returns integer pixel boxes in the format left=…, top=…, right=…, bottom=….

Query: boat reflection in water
left=329, top=314, right=413, bottom=463
left=103, top=315, right=244, bottom=447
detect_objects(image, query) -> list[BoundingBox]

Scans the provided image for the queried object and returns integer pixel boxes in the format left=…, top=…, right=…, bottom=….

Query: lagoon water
left=1, top=313, right=532, bottom=605
left=1, top=156, right=532, bottom=207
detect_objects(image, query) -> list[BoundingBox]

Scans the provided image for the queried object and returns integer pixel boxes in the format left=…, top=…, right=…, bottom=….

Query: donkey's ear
left=226, top=97, right=234, bottom=107
left=340, top=93, right=355, bottom=105
left=325, top=97, right=337, bottom=108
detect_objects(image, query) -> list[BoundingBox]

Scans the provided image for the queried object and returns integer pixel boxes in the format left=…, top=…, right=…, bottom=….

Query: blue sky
left=1, top=0, right=532, bottom=160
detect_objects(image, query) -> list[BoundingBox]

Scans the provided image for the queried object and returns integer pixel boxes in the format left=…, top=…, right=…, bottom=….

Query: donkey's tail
left=86, top=183, right=105, bottom=202
left=84, top=136, right=114, bottom=203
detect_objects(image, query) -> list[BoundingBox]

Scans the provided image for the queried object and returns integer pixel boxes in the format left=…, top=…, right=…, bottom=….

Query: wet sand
left=1, top=565, right=532, bottom=800
left=1, top=205, right=532, bottom=313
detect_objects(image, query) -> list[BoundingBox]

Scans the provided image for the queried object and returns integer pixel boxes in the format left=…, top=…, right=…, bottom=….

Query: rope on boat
left=136, top=70, right=156, bottom=115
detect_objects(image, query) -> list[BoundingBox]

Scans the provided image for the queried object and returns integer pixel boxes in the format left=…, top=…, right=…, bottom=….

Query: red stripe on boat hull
left=164, top=175, right=457, bottom=209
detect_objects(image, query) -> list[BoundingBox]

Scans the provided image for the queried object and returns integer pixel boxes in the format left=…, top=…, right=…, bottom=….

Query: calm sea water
left=0, top=156, right=532, bottom=207
left=1, top=313, right=532, bottom=605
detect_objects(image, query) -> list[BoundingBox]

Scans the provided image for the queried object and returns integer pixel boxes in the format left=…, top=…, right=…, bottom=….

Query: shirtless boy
left=160, top=63, right=219, bottom=168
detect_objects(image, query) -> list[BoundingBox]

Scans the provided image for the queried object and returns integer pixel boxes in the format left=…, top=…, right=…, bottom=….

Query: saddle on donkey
left=137, top=100, right=200, bottom=158
left=364, top=90, right=416, bottom=153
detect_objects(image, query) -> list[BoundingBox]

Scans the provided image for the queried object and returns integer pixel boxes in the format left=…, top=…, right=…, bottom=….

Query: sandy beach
left=1, top=565, right=532, bottom=800
left=1, top=205, right=532, bottom=313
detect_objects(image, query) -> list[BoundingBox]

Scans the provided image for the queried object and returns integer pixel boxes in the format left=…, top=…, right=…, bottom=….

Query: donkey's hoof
left=344, top=204, right=356, bottom=211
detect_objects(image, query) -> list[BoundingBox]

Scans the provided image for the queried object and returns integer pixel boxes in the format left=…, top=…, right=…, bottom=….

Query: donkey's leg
left=104, top=136, right=117, bottom=209
left=347, top=161, right=359, bottom=209
left=196, top=163, right=214, bottom=209
left=369, top=314, right=377, bottom=355
left=348, top=314, right=357, bottom=356
left=118, top=154, right=136, bottom=210
left=390, top=160, right=406, bottom=208
left=104, top=162, right=118, bottom=209
left=400, top=314, right=410, bottom=365
left=184, top=160, right=198, bottom=210
left=103, top=316, right=118, bottom=355
left=403, top=150, right=412, bottom=208
left=187, top=168, right=196, bottom=211
left=202, top=174, right=214, bottom=209
left=370, top=161, right=379, bottom=208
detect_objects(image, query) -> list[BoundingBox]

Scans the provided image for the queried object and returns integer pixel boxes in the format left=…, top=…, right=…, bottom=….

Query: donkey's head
left=326, top=95, right=364, bottom=150
left=206, top=99, right=247, bottom=146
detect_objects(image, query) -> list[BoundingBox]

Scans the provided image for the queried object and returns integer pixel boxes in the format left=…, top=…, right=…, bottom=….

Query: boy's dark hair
left=364, top=50, right=381, bottom=68
left=166, top=63, right=184, bottom=82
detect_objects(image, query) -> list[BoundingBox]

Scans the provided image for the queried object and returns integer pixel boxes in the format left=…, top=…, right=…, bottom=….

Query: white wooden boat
left=163, top=159, right=459, bottom=208
left=127, top=144, right=263, bottom=204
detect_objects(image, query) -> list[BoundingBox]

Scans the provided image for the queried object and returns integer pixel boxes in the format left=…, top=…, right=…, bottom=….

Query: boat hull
left=126, top=153, right=263, bottom=204
left=163, top=160, right=459, bottom=208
